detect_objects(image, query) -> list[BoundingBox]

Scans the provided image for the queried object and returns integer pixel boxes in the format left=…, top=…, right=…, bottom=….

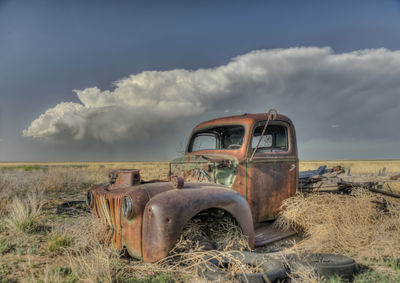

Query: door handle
left=289, top=164, right=296, bottom=171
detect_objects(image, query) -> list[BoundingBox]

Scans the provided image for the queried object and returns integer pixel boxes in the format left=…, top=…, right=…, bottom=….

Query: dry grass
left=171, top=217, right=250, bottom=253
left=0, top=168, right=107, bottom=216
left=48, top=215, right=118, bottom=282
left=5, top=192, right=44, bottom=234
left=52, top=215, right=112, bottom=254
left=280, top=255, right=321, bottom=283
left=1, top=162, right=400, bottom=282
left=123, top=217, right=255, bottom=281
left=46, top=214, right=239, bottom=282
left=300, top=160, right=400, bottom=175
left=275, top=188, right=400, bottom=261
left=67, top=246, right=120, bottom=283
left=0, top=161, right=170, bottom=181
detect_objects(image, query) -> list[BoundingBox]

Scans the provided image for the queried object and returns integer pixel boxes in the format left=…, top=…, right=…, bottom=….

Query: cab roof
left=192, top=112, right=294, bottom=132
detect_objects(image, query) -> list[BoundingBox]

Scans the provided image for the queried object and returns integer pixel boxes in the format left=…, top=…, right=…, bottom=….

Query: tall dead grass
left=5, top=192, right=44, bottom=233
left=121, top=217, right=254, bottom=281
left=275, top=188, right=400, bottom=261
left=52, top=214, right=112, bottom=254
left=68, top=246, right=120, bottom=283
left=280, top=255, right=321, bottom=283
left=171, top=217, right=250, bottom=254
left=0, top=168, right=107, bottom=215
left=51, top=214, right=118, bottom=282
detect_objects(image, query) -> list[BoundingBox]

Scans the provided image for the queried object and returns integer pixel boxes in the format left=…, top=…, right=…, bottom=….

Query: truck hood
left=170, top=153, right=239, bottom=187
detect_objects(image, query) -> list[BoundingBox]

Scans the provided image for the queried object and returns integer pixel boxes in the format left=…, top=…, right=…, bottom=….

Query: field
left=0, top=161, right=400, bottom=282
left=299, top=160, right=400, bottom=175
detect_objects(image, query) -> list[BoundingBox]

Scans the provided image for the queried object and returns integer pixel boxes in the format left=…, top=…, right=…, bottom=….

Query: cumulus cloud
left=24, top=47, right=400, bottom=146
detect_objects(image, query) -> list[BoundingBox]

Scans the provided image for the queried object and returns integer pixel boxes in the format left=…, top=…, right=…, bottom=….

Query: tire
left=285, top=253, right=356, bottom=279
left=193, top=235, right=216, bottom=251
left=198, top=251, right=286, bottom=283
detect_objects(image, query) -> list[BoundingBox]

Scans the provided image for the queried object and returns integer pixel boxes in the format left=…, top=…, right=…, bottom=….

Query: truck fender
left=142, top=185, right=254, bottom=262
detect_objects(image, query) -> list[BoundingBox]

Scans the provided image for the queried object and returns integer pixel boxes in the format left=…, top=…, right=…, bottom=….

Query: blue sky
left=1, top=0, right=400, bottom=161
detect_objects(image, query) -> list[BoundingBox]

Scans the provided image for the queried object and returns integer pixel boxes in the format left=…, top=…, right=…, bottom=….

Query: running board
left=254, top=222, right=297, bottom=247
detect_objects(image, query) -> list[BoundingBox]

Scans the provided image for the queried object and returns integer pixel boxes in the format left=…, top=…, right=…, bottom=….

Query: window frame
left=249, top=121, right=291, bottom=156
left=187, top=124, right=246, bottom=153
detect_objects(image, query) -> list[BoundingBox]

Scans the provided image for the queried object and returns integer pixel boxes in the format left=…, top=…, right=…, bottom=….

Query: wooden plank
left=254, top=222, right=297, bottom=247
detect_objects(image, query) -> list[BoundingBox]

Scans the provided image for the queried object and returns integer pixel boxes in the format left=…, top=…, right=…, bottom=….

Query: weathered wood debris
left=299, top=165, right=400, bottom=198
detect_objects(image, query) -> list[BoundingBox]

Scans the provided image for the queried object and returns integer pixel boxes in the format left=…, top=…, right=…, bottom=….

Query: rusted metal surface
left=390, top=174, right=400, bottom=180
left=109, top=169, right=141, bottom=189
left=88, top=111, right=299, bottom=262
left=89, top=177, right=253, bottom=261
left=254, top=222, right=296, bottom=247
left=142, top=183, right=255, bottom=262
left=171, top=175, right=184, bottom=189
left=247, top=159, right=298, bottom=222
left=89, top=178, right=175, bottom=258
left=172, top=112, right=299, bottom=222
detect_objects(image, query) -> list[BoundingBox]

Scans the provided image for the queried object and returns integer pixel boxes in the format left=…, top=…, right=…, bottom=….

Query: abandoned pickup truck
left=87, top=109, right=298, bottom=262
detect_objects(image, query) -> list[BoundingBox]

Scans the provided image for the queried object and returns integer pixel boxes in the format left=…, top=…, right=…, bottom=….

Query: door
left=246, top=121, right=298, bottom=222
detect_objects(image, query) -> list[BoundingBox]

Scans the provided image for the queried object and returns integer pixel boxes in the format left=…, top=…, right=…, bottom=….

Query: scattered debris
left=56, top=200, right=88, bottom=215
left=299, top=165, right=400, bottom=198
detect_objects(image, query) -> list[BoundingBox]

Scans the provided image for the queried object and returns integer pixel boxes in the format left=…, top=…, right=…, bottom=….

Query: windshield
left=188, top=125, right=245, bottom=152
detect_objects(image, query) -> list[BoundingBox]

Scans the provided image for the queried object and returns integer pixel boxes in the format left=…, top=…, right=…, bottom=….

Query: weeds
left=30, top=265, right=77, bottom=283
left=122, top=273, right=174, bottom=283
left=46, top=234, right=72, bottom=254
left=353, top=269, right=400, bottom=283
left=275, top=188, right=400, bottom=261
left=52, top=215, right=111, bottom=254
left=67, top=247, right=120, bottom=283
left=1, top=165, right=400, bottom=282
left=0, top=168, right=107, bottom=216
left=5, top=193, right=44, bottom=234
left=0, top=239, right=15, bottom=255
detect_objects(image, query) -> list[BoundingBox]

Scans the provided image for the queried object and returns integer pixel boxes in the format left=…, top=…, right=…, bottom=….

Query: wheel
left=285, top=253, right=356, bottom=279
left=198, top=251, right=286, bottom=283
left=193, top=235, right=216, bottom=251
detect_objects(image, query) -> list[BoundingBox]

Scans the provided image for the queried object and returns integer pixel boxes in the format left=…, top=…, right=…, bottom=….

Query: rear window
left=188, top=125, right=245, bottom=152
left=251, top=122, right=288, bottom=153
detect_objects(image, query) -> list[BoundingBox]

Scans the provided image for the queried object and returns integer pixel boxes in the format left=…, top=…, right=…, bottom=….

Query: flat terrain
left=0, top=161, right=399, bottom=282
left=299, top=160, right=400, bottom=174
left=2, top=159, right=400, bottom=174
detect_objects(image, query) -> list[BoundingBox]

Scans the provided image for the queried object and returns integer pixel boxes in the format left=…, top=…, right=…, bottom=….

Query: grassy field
left=1, top=159, right=400, bottom=178
left=0, top=161, right=399, bottom=282
left=0, top=162, right=170, bottom=181
left=299, top=160, right=400, bottom=175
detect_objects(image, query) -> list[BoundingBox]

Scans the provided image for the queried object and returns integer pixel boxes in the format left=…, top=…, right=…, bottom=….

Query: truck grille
left=93, top=192, right=124, bottom=249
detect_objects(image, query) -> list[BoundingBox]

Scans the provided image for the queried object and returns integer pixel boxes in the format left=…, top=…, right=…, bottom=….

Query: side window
left=251, top=123, right=288, bottom=153
left=191, top=134, right=217, bottom=151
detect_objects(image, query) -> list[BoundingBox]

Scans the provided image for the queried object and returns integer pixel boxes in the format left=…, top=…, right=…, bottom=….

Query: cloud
left=24, top=47, right=400, bottom=148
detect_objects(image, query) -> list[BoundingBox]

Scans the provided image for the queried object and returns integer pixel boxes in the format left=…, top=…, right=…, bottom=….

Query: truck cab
left=171, top=111, right=299, bottom=222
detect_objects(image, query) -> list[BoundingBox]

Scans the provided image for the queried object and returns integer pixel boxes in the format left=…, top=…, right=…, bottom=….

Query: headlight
left=122, top=196, right=134, bottom=219
left=86, top=191, right=94, bottom=209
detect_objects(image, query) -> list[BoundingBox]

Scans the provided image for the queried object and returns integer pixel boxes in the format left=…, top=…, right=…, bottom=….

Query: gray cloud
left=23, top=47, right=400, bottom=155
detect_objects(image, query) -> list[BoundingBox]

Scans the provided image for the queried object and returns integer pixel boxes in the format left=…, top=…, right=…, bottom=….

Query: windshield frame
left=187, top=124, right=247, bottom=153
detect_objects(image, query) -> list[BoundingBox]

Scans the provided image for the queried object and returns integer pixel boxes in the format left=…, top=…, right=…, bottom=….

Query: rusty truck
left=87, top=109, right=298, bottom=262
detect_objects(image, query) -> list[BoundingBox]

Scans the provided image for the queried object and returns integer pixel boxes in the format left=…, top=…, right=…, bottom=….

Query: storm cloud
left=23, top=47, right=400, bottom=151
